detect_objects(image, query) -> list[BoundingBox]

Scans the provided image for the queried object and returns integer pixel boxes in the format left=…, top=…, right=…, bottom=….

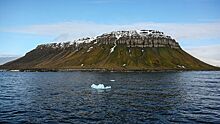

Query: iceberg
left=91, top=84, right=111, bottom=90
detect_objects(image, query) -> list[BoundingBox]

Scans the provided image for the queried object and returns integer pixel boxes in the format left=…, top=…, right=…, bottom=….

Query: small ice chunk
left=110, top=80, right=115, bottom=82
left=91, top=84, right=111, bottom=90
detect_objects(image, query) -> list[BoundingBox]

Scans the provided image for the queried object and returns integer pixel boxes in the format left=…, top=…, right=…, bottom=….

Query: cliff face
left=96, top=30, right=180, bottom=49
left=0, top=30, right=218, bottom=71
left=37, top=30, right=180, bottom=50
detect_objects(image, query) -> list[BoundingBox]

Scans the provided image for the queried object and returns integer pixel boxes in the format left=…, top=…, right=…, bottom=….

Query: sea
left=0, top=71, right=220, bottom=123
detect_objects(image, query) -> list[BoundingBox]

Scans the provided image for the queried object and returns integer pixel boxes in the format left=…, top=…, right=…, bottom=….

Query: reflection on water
left=0, top=71, right=220, bottom=123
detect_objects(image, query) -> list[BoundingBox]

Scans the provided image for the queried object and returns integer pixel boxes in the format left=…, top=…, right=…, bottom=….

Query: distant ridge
left=0, top=56, right=19, bottom=65
left=0, top=30, right=218, bottom=71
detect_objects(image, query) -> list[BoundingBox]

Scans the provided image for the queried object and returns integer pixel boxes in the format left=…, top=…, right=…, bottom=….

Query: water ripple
left=0, top=71, right=220, bottom=123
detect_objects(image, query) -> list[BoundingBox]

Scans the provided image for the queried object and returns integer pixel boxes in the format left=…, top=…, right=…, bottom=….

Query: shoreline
left=1, top=68, right=220, bottom=72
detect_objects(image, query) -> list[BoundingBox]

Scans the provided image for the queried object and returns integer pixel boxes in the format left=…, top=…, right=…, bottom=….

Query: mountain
left=0, top=30, right=218, bottom=71
left=0, top=56, right=19, bottom=65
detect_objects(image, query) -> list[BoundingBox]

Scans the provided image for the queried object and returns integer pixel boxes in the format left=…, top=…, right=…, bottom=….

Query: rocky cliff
left=96, top=30, right=180, bottom=48
left=37, top=30, right=180, bottom=50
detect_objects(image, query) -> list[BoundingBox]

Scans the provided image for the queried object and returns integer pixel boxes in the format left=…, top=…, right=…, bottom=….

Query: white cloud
left=0, top=54, right=20, bottom=57
left=2, top=21, right=220, bottom=42
left=185, top=45, right=220, bottom=67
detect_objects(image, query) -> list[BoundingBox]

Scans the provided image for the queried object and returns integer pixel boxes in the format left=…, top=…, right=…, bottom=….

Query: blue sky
left=0, top=0, right=220, bottom=65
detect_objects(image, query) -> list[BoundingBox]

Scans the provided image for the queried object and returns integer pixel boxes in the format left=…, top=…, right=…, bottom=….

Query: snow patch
left=71, top=37, right=96, bottom=45
left=110, top=42, right=117, bottom=53
left=177, top=65, right=185, bottom=69
left=104, top=30, right=168, bottom=39
left=87, top=46, right=93, bottom=52
left=91, top=84, right=111, bottom=90
left=110, top=30, right=138, bottom=39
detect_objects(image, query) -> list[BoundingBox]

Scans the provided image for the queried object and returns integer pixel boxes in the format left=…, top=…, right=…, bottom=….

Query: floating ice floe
left=110, top=80, right=115, bottom=82
left=91, top=84, right=111, bottom=90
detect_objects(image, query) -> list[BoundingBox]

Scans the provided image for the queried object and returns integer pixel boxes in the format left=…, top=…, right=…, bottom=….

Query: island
left=0, top=30, right=219, bottom=72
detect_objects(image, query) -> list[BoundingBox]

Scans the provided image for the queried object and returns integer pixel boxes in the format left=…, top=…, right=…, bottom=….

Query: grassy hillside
left=1, top=44, right=218, bottom=71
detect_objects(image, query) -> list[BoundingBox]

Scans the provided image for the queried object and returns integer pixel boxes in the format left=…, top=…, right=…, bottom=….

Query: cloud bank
left=185, top=45, right=220, bottom=67
left=3, top=21, right=220, bottom=42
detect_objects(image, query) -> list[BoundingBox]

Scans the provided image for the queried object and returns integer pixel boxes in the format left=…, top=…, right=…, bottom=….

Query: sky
left=0, top=0, right=220, bottom=66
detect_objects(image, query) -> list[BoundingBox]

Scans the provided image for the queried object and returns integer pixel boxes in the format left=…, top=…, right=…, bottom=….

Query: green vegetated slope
left=1, top=44, right=217, bottom=71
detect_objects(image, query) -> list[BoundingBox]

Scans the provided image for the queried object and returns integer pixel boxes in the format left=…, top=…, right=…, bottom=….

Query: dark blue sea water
left=0, top=71, right=220, bottom=123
